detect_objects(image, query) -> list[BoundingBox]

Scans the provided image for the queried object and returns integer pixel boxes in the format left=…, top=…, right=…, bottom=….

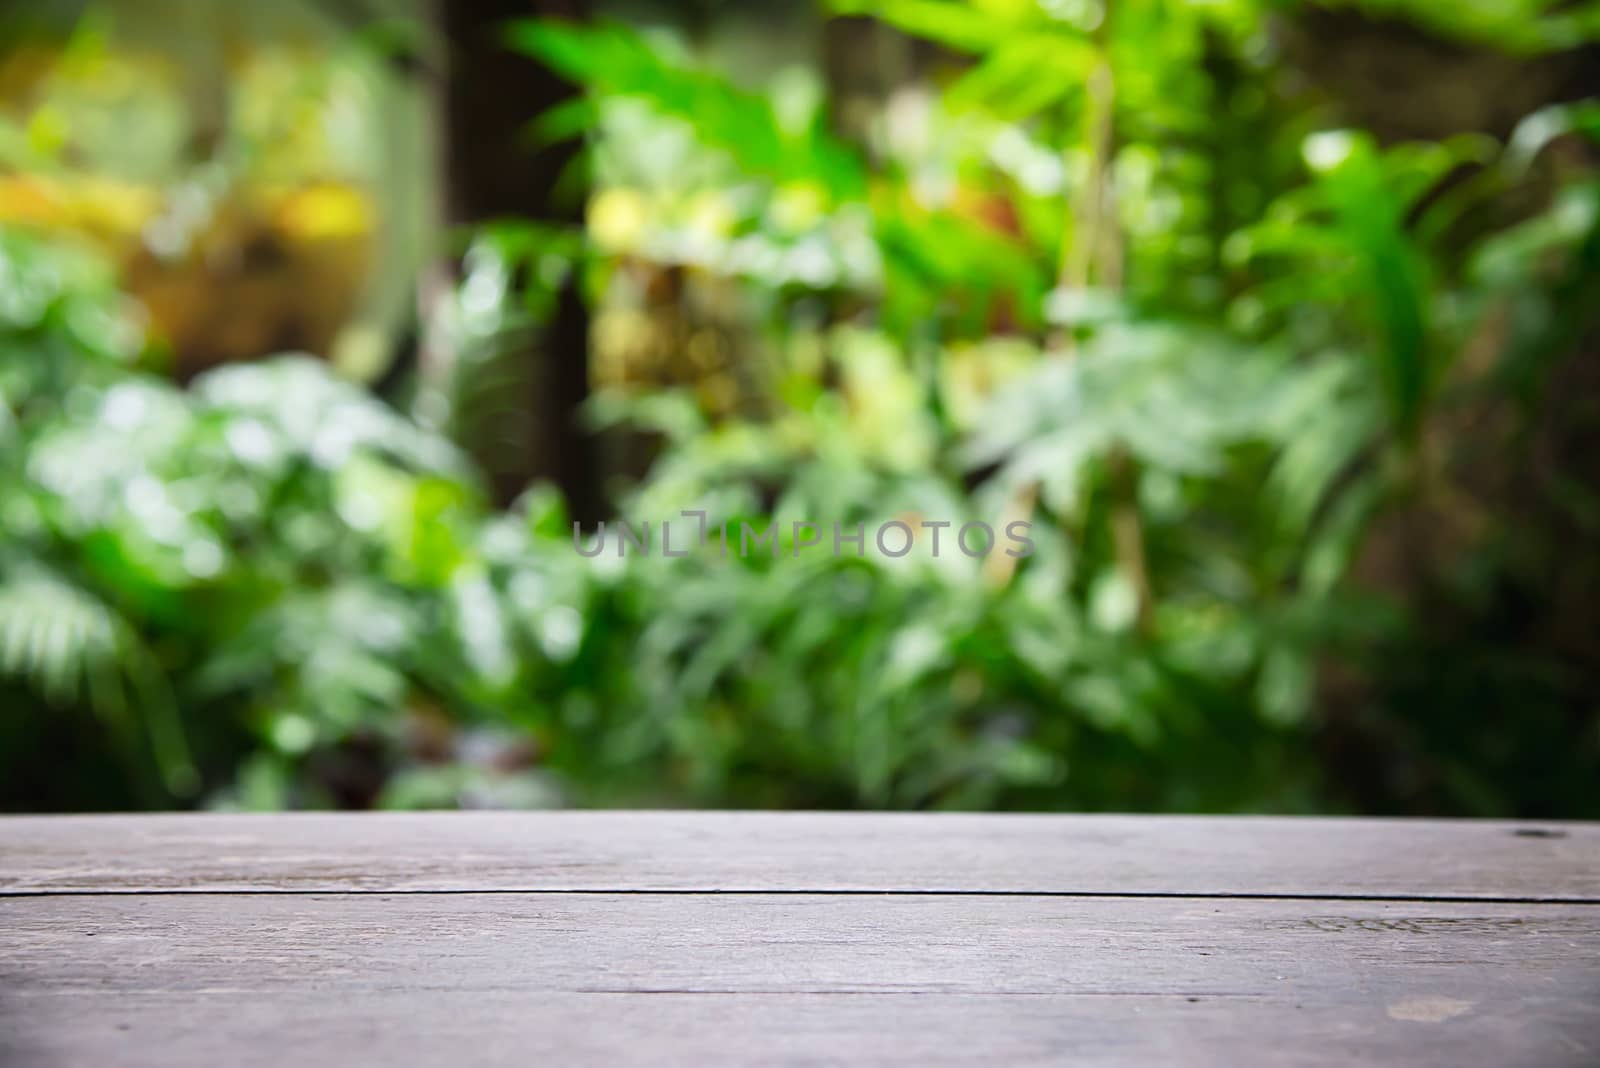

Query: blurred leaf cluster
left=0, top=3, right=415, bottom=378
left=0, top=229, right=562, bottom=809
left=491, top=0, right=1600, bottom=815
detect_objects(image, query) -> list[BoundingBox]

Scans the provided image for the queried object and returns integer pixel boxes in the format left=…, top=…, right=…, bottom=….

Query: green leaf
left=826, top=0, right=1015, bottom=52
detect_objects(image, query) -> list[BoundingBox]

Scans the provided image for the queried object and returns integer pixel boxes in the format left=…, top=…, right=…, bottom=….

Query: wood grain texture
left=3, top=893, right=1598, bottom=1066
left=11, top=990, right=1598, bottom=1068
left=3, top=811, right=1597, bottom=899
left=2, top=812, right=1597, bottom=1066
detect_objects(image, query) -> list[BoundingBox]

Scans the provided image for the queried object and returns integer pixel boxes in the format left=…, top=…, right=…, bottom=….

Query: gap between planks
left=5, top=887, right=1600, bottom=905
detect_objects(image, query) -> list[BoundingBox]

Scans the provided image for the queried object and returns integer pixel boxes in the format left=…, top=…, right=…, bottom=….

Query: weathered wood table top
left=2, top=813, right=1597, bottom=1066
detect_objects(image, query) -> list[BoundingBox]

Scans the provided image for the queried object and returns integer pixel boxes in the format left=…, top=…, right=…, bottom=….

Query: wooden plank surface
left=9, top=989, right=1600, bottom=1068
left=3, top=811, right=1597, bottom=899
left=3, top=893, right=1598, bottom=1066
left=2, top=813, right=1598, bottom=1066
left=7, top=892, right=1598, bottom=998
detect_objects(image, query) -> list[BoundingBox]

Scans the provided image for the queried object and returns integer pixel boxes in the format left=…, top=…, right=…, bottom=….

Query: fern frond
left=0, top=561, right=196, bottom=795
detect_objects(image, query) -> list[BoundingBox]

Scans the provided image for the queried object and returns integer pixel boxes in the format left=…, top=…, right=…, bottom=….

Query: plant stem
left=1085, top=0, right=1152, bottom=633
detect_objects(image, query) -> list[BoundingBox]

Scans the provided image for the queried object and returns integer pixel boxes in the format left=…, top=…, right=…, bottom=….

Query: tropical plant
left=487, top=0, right=1600, bottom=814
left=0, top=226, right=556, bottom=809
left=5, top=0, right=1597, bottom=817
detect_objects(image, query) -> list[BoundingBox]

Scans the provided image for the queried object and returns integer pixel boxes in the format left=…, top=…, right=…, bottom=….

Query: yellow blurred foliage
left=0, top=174, right=162, bottom=239
left=0, top=174, right=374, bottom=376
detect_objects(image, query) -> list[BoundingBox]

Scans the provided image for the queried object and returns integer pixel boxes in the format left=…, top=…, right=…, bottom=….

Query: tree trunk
left=435, top=0, right=598, bottom=520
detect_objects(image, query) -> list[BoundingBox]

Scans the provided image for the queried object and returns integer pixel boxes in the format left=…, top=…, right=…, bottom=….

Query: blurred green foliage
left=3, top=0, right=1598, bottom=815
left=0, top=229, right=555, bottom=809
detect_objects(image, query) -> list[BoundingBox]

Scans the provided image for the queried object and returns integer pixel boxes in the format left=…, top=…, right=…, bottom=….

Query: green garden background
left=2, top=0, right=1596, bottom=816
